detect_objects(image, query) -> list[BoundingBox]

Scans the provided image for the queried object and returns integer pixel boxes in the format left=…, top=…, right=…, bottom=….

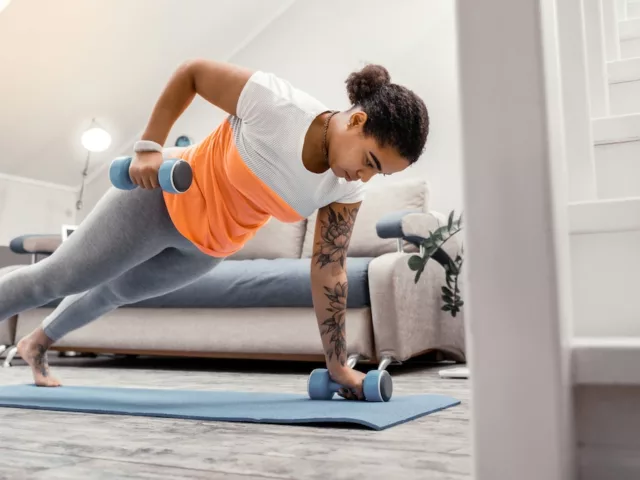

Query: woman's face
left=328, top=111, right=410, bottom=183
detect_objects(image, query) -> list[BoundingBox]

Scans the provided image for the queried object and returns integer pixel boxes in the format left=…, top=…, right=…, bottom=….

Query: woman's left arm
left=310, top=201, right=361, bottom=377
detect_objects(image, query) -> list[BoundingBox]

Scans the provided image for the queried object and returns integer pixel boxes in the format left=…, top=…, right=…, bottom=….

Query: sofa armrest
left=377, top=210, right=463, bottom=258
left=9, top=234, right=62, bottom=255
left=376, top=209, right=424, bottom=246
left=368, top=251, right=466, bottom=363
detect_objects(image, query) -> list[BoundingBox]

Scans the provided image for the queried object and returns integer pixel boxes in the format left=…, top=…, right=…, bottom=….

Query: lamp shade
left=81, top=127, right=111, bottom=152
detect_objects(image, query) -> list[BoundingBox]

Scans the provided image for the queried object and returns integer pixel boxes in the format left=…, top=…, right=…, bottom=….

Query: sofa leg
left=3, top=346, right=18, bottom=368
left=347, top=354, right=361, bottom=368
left=378, top=356, right=393, bottom=371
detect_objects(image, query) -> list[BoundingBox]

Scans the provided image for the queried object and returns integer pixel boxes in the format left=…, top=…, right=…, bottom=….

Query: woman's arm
left=130, top=59, right=253, bottom=189
left=141, top=59, right=253, bottom=145
left=310, top=201, right=365, bottom=397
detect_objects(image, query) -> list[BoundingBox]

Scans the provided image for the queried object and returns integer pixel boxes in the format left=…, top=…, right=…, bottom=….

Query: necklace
left=322, top=110, right=338, bottom=166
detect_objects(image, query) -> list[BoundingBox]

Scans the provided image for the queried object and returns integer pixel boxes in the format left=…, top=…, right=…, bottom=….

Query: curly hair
left=345, top=64, right=429, bottom=164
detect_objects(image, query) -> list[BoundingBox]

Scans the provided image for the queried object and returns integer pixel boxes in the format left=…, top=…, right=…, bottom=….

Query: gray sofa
left=0, top=178, right=466, bottom=369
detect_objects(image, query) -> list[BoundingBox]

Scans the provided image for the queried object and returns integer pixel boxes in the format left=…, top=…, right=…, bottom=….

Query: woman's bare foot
left=16, top=327, right=61, bottom=387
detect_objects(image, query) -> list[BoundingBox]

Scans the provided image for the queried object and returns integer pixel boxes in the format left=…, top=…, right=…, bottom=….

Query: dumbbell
left=307, top=368, right=393, bottom=402
left=109, top=156, right=193, bottom=194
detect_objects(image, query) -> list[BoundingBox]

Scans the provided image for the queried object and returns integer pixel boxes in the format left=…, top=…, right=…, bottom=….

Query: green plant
left=407, top=211, right=464, bottom=317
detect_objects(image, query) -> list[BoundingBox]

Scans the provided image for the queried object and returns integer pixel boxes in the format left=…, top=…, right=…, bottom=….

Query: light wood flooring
left=0, top=353, right=471, bottom=479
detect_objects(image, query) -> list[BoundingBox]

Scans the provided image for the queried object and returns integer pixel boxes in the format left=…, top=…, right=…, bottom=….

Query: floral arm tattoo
left=320, top=282, right=348, bottom=365
left=311, top=203, right=360, bottom=368
left=313, top=204, right=359, bottom=270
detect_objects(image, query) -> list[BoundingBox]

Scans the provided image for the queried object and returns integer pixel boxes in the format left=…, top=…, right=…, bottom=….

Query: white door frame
left=455, top=0, right=576, bottom=478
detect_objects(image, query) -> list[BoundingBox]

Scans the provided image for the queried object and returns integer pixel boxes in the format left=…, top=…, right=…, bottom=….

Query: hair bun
left=345, top=64, right=391, bottom=104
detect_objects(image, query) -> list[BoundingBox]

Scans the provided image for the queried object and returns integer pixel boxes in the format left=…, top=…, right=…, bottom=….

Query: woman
left=0, top=60, right=429, bottom=400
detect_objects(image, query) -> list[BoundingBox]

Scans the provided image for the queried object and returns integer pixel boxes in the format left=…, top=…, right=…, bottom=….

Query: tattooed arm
left=311, top=201, right=365, bottom=396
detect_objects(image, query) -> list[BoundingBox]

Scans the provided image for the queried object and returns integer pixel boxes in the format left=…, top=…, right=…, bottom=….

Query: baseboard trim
left=50, top=346, right=338, bottom=364
left=573, top=337, right=640, bottom=385
left=569, top=197, right=640, bottom=234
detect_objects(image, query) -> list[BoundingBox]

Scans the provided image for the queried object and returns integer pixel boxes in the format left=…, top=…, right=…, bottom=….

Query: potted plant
left=407, top=211, right=464, bottom=317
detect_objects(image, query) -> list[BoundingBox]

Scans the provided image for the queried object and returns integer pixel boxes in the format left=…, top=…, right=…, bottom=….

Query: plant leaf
left=442, top=286, right=453, bottom=296
left=448, top=210, right=454, bottom=231
left=408, top=255, right=423, bottom=271
left=447, top=260, right=459, bottom=275
left=423, top=243, right=437, bottom=257
left=423, top=247, right=438, bottom=259
left=433, top=226, right=450, bottom=243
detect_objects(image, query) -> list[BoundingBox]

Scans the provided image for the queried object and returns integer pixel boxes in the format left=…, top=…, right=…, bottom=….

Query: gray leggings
left=0, top=186, right=222, bottom=342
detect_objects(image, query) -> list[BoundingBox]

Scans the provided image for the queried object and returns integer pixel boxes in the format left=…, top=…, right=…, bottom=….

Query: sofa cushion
left=44, top=257, right=373, bottom=309
left=228, top=218, right=307, bottom=260
left=302, top=178, right=428, bottom=258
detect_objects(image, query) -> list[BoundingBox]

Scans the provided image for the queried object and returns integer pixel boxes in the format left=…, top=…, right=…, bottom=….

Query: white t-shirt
left=228, top=70, right=367, bottom=218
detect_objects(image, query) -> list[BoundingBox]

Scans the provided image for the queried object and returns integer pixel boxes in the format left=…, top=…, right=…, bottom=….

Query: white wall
left=0, top=0, right=296, bottom=187
left=82, top=0, right=462, bottom=219
left=76, top=172, right=110, bottom=223
left=0, top=176, right=77, bottom=245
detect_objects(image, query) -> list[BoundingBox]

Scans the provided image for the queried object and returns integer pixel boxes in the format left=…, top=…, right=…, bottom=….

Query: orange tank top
left=162, top=120, right=303, bottom=257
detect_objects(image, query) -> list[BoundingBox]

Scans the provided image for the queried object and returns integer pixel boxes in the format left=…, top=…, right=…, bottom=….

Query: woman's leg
left=0, top=186, right=183, bottom=324
left=18, top=245, right=221, bottom=386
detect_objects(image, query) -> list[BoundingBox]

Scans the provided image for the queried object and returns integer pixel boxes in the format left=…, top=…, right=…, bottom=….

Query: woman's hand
left=129, top=151, right=164, bottom=189
left=329, top=366, right=367, bottom=400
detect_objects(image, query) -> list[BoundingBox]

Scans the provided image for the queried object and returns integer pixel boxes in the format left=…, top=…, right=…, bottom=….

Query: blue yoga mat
left=0, top=384, right=460, bottom=431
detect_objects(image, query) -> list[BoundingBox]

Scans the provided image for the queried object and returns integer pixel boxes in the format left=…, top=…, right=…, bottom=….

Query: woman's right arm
left=141, top=59, right=253, bottom=146
left=131, top=59, right=253, bottom=189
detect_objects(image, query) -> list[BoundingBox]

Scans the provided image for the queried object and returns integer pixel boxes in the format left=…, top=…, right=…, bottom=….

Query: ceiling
left=0, top=0, right=295, bottom=188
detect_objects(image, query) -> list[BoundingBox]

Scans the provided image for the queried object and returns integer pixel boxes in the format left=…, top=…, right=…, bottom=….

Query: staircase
left=571, top=1, right=640, bottom=478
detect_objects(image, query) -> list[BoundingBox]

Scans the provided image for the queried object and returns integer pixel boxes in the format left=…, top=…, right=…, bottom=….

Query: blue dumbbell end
left=109, top=156, right=136, bottom=190
left=159, top=159, right=192, bottom=194
left=308, top=368, right=335, bottom=400
left=363, top=370, right=393, bottom=402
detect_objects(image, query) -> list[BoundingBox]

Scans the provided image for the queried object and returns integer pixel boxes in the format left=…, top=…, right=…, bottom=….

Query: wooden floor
left=0, top=353, right=471, bottom=479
